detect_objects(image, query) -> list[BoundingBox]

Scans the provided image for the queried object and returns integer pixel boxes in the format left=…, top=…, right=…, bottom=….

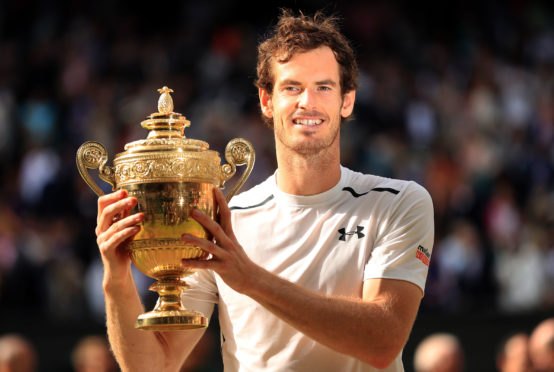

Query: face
left=259, top=46, right=355, bottom=157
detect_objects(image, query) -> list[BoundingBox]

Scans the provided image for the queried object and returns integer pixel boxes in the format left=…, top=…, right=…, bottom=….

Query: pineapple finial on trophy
left=157, top=86, right=174, bottom=114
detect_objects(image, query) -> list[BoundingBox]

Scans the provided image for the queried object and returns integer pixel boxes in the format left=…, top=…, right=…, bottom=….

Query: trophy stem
left=135, top=277, right=208, bottom=331
left=151, top=278, right=187, bottom=312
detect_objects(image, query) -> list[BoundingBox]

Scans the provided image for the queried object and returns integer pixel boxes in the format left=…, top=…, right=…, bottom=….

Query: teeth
left=294, top=119, right=323, bottom=126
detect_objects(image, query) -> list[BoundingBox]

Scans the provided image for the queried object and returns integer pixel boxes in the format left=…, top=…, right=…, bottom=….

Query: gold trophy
left=76, top=86, right=255, bottom=330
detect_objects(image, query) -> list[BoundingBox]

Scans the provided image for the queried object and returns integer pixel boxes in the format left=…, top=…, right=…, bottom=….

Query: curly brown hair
left=256, top=9, right=359, bottom=98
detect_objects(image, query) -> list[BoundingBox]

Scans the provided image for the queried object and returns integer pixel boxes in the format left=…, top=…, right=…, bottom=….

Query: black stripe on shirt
left=342, top=186, right=399, bottom=198
left=229, top=195, right=274, bottom=210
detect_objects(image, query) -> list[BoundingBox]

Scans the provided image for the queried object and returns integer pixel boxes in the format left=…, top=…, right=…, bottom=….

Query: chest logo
left=338, top=226, right=365, bottom=241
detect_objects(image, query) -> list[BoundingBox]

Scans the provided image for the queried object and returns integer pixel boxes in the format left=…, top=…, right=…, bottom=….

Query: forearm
left=242, top=266, right=417, bottom=368
left=103, top=270, right=176, bottom=372
left=95, top=191, right=198, bottom=371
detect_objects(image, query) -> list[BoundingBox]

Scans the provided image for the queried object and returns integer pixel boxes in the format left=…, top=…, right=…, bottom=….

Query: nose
left=297, top=88, right=316, bottom=110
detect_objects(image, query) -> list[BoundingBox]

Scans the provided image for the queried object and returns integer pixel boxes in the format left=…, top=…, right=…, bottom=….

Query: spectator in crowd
left=71, top=335, right=117, bottom=372
left=496, top=332, right=532, bottom=372
left=413, top=333, right=465, bottom=372
left=529, top=318, right=554, bottom=372
left=0, top=334, right=37, bottom=372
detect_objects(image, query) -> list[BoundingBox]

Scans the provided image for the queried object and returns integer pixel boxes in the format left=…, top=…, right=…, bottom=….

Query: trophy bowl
left=76, top=86, right=254, bottom=330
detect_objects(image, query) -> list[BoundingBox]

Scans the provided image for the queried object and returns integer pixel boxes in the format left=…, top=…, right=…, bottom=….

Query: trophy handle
left=76, top=141, right=116, bottom=197
left=220, top=138, right=255, bottom=202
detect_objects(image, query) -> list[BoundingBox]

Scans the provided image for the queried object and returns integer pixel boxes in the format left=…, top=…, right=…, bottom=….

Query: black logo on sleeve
left=338, top=226, right=365, bottom=241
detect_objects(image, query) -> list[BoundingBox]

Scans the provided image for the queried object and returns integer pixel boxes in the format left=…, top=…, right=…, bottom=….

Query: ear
left=259, top=88, right=273, bottom=118
left=340, top=90, right=356, bottom=118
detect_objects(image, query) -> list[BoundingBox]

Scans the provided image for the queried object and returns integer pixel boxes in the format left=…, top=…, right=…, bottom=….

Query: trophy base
left=135, top=309, right=208, bottom=331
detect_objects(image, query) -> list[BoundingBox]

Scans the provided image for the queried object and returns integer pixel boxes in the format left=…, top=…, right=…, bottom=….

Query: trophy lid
left=77, top=85, right=254, bottom=194
left=123, top=86, right=209, bottom=153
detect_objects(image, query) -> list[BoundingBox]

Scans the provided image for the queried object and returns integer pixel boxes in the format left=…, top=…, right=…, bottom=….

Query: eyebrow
left=279, top=79, right=338, bottom=86
left=315, top=79, right=338, bottom=87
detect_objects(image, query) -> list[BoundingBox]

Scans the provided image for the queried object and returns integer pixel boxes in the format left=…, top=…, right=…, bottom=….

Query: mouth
left=292, top=118, right=324, bottom=127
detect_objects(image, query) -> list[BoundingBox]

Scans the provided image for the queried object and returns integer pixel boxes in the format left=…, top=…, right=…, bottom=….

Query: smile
left=293, top=118, right=323, bottom=126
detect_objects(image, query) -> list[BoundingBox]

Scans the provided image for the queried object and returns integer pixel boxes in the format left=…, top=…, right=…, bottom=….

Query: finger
left=182, top=258, right=217, bottom=270
left=106, top=212, right=144, bottom=236
left=96, top=197, right=138, bottom=236
left=99, top=225, right=141, bottom=256
left=214, top=188, right=235, bottom=239
left=97, top=190, right=127, bottom=219
left=181, top=233, right=224, bottom=257
left=190, top=209, right=235, bottom=248
left=97, top=190, right=127, bottom=230
left=97, top=212, right=143, bottom=245
left=97, top=196, right=136, bottom=235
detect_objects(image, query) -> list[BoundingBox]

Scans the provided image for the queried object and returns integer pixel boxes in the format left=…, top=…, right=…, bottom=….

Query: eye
left=318, top=86, right=332, bottom=92
left=282, top=86, right=300, bottom=95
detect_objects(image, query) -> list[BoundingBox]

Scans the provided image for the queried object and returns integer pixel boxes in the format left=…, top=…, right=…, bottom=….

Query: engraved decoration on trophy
left=76, top=86, right=255, bottom=330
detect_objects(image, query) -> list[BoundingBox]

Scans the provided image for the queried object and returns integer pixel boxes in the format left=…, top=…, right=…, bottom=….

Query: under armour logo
left=338, top=226, right=365, bottom=241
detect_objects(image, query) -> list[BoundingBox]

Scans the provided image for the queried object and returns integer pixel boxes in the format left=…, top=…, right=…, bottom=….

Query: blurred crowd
left=412, top=318, right=554, bottom=372
left=340, top=2, right=554, bottom=315
left=0, top=0, right=552, bottom=370
left=0, top=332, right=118, bottom=372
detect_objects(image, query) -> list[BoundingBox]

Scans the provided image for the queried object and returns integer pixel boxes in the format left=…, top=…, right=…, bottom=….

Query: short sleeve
left=363, top=181, right=434, bottom=294
left=180, top=269, right=218, bottom=319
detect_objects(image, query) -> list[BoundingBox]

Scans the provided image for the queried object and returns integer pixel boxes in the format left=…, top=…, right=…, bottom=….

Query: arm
left=96, top=190, right=205, bottom=372
left=240, top=268, right=421, bottom=369
left=182, top=189, right=426, bottom=369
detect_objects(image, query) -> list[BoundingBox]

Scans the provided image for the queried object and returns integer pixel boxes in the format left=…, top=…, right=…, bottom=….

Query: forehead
left=272, top=46, right=340, bottom=84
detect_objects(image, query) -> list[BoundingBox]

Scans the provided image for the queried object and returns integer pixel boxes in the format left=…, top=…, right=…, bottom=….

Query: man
left=413, top=333, right=464, bottom=372
left=71, top=335, right=118, bottom=372
left=496, top=333, right=532, bottom=372
left=529, top=318, right=554, bottom=372
left=0, top=334, right=37, bottom=372
left=95, top=10, right=434, bottom=372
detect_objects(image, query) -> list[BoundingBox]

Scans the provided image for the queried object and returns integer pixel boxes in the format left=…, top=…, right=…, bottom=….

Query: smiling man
left=95, top=10, right=434, bottom=372
left=261, top=45, right=354, bottom=157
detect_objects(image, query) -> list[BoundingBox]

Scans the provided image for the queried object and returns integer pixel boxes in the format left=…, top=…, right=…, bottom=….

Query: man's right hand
left=95, top=189, right=144, bottom=286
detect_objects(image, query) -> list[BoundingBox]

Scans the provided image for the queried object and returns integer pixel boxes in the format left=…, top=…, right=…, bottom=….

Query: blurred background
left=0, top=0, right=552, bottom=371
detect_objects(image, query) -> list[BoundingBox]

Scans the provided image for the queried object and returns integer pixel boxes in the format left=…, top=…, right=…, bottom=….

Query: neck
left=274, top=142, right=341, bottom=196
